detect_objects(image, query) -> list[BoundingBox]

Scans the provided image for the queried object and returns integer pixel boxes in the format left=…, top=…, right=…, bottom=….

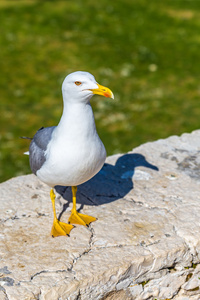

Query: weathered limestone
left=0, top=130, right=200, bottom=299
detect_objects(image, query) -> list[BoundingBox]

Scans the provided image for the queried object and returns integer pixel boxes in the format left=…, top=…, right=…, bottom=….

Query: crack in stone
left=1, top=213, right=49, bottom=225
left=68, top=226, right=94, bottom=275
left=30, top=269, right=68, bottom=281
left=0, top=215, right=19, bottom=224
left=93, top=243, right=146, bottom=251
left=95, top=193, right=117, bottom=198
left=30, top=270, right=52, bottom=280
left=95, top=244, right=130, bottom=249
left=170, top=285, right=182, bottom=299
left=79, top=192, right=98, bottom=206
left=68, top=247, right=92, bottom=274
left=0, top=285, right=9, bottom=300
left=74, top=289, right=81, bottom=300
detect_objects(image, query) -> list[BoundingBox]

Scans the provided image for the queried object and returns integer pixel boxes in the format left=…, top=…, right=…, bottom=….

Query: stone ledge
left=0, top=130, right=200, bottom=299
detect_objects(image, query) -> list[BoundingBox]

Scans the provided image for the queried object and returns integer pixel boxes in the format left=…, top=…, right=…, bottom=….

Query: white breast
left=36, top=102, right=106, bottom=187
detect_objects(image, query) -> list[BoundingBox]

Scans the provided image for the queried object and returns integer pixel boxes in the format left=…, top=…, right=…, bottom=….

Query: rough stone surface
left=0, top=130, right=200, bottom=299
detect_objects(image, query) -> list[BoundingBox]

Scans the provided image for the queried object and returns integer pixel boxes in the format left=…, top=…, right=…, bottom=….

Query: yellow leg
left=68, top=186, right=96, bottom=226
left=50, top=189, right=74, bottom=237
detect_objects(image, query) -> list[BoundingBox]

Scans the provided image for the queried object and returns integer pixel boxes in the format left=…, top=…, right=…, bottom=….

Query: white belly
left=37, top=134, right=106, bottom=187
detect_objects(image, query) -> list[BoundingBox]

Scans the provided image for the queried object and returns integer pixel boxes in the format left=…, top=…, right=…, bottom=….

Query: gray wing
left=29, top=126, right=56, bottom=175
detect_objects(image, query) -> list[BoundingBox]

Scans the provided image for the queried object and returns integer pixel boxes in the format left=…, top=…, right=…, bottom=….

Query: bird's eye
left=75, top=81, right=82, bottom=86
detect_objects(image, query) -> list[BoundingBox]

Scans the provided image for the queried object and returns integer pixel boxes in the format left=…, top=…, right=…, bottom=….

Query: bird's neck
left=56, top=101, right=97, bottom=138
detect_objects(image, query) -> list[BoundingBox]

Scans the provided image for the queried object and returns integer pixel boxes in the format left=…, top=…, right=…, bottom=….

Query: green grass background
left=1, top=0, right=200, bottom=182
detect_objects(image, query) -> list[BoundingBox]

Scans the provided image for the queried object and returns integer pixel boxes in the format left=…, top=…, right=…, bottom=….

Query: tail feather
left=20, top=136, right=33, bottom=140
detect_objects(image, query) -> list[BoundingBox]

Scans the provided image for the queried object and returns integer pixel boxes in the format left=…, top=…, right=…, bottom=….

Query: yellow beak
left=90, top=83, right=114, bottom=99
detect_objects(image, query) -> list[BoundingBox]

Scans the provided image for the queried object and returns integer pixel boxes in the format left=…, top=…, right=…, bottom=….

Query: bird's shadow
left=55, top=153, right=159, bottom=219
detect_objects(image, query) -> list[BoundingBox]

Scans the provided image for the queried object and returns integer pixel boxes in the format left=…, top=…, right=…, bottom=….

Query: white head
left=62, top=71, right=114, bottom=103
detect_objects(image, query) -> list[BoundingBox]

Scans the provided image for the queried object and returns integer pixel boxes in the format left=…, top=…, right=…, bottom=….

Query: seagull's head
left=62, top=71, right=114, bottom=103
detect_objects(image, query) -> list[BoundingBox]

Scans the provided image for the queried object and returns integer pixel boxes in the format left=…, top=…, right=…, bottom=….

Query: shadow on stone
left=55, top=153, right=159, bottom=217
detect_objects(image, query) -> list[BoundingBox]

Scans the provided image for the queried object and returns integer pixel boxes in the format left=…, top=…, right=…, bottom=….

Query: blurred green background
left=1, top=0, right=200, bottom=183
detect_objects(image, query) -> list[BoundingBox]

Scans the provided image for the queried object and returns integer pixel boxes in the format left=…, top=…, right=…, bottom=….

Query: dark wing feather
left=29, top=126, right=56, bottom=174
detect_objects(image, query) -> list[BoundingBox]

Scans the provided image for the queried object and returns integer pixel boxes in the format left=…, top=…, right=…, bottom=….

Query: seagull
left=29, top=71, right=114, bottom=237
